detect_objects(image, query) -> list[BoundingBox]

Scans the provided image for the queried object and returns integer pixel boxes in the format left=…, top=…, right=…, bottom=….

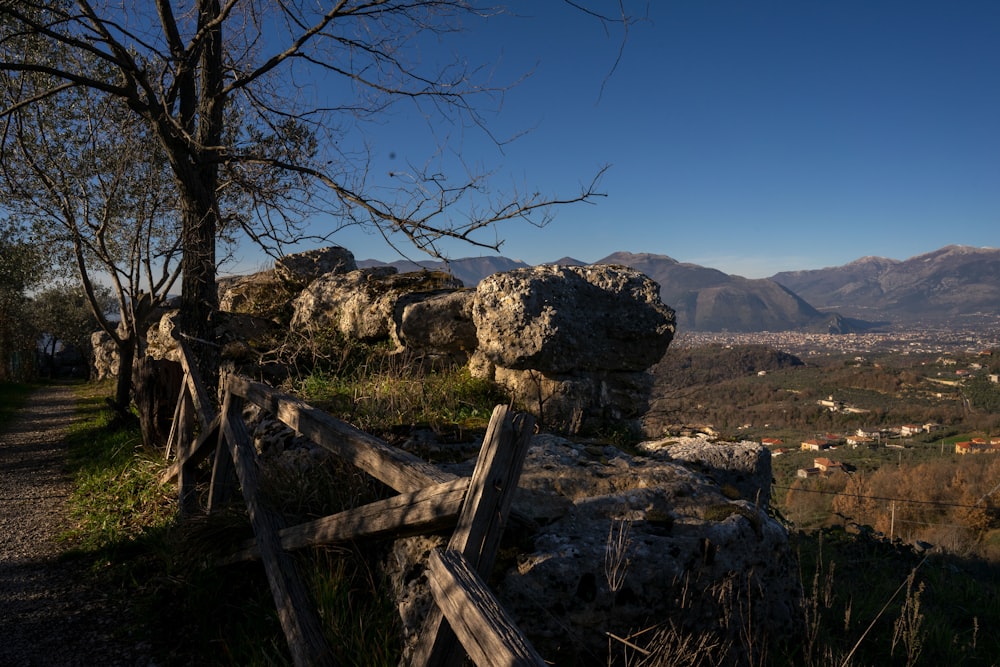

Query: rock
left=470, top=264, right=675, bottom=432
left=392, top=289, right=478, bottom=361
left=473, top=264, right=675, bottom=373
left=145, top=310, right=182, bottom=363
left=290, top=268, right=464, bottom=342
left=388, top=435, right=801, bottom=665
left=639, top=437, right=773, bottom=506
left=274, top=246, right=357, bottom=288
left=90, top=331, right=119, bottom=380
left=218, top=270, right=299, bottom=323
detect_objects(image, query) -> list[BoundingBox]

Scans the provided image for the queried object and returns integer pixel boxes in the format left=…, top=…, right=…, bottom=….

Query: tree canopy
left=0, top=1, right=617, bottom=385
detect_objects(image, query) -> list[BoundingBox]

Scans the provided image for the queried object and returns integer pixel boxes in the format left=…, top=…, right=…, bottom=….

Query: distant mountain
left=595, top=252, right=869, bottom=333
left=771, top=245, right=1000, bottom=324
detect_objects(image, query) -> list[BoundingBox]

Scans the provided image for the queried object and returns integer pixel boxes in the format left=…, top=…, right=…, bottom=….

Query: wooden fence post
left=410, top=405, right=536, bottom=666
left=425, top=548, right=545, bottom=667
left=219, top=388, right=334, bottom=667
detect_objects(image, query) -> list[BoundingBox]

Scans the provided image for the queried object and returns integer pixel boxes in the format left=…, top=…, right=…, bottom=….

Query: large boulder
left=274, top=246, right=357, bottom=288
left=290, top=268, right=464, bottom=342
left=388, top=436, right=801, bottom=665
left=90, top=331, right=119, bottom=380
left=473, top=264, right=674, bottom=373
left=218, top=270, right=300, bottom=323
left=391, top=289, right=478, bottom=361
left=470, top=264, right=676, bottom=432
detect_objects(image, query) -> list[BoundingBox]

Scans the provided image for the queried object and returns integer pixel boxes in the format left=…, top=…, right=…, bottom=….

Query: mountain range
left=358, top=244, right=1000, bottom=333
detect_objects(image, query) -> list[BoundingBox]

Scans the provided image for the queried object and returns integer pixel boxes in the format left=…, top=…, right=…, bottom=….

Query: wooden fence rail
left=159, top=345, right=540, bottom=667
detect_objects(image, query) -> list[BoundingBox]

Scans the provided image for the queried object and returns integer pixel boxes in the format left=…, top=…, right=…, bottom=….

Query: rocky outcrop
left=218, top=270, right=299, bottom=323
left=142, top=250, right=677, bottom=434
left=90, top=331, right=119, bottom=381
left=391, top=289, right=478, bottom=361
left=290, top=267, right=463, bottom=342
left=388, top=435, right=801, bottom=665
left=274, top=245, right=357, bottom=288
left=469, top=264, right=675, bottom=433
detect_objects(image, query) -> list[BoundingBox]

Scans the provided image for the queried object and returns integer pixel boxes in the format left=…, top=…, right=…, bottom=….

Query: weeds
left=292, top=346, right=506, bottom=437
left=890, top=570, right=926, bottom=667
left=604, top=517, right=632, bottom=599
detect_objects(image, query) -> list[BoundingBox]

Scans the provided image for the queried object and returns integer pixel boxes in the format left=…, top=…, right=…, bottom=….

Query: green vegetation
left=287, top=336, right=508, bottom=440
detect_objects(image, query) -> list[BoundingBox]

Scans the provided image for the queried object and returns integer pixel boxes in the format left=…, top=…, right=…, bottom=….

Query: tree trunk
left=133, top=355, right=184, bottom=448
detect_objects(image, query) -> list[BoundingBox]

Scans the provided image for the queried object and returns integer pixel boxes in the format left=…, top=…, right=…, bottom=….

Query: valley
left=647, top=328, right=1000, bottom=559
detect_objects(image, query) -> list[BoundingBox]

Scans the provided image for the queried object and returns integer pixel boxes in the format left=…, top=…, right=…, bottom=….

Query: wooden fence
left=159, top=342, right=544, bottom=666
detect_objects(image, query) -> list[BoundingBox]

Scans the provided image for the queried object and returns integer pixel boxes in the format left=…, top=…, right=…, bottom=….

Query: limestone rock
left=470, top=265, right=675, bottom=432
left=145, top=310, right=182, bottom=363
left=392, top=289, right=478, bottom=360
left=90, top=331, right=119, bottom=380
left=473, top=264, right=675, bottom=373
left=290, top=268, right=463, bottom=342
left=388, top=435, right=801, bottom=665
left=640, top=437, right=773, bottom=506
left=274, top=246, right=357, bottom=288
left=218, top=270, right=299, bottom=323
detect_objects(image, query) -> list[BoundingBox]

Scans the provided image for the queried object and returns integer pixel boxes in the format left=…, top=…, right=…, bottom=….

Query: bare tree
left=0, top=1, right=619, bottom=384
left=0, top=56, right=184, bottom=412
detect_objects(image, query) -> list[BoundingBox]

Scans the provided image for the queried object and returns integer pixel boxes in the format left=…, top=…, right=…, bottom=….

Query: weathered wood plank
left=178, top=340, right=216, bottom=431
left=163, top=381, right=188, bottom=460
left=426, top=549, right=545, bottom=667
left=222, top=477, right=471, bottom=563
left=410, top=405, right=536, bottom=667
left=221, top=390, right=334, bottom=667
left=207, top=408, right=237, bottom=513
left=175, top=389, right=197, bottom=514
left=158, top=413, right=222, bottom=485
left=226, top=375, right=455, bottom=493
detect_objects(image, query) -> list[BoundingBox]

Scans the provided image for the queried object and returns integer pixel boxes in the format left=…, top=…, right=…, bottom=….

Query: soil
left=0, top=383, right=153, bottom=667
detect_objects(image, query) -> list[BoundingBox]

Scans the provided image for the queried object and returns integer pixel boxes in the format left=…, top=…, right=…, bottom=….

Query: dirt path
left=0, top=383, right=151, bottom=666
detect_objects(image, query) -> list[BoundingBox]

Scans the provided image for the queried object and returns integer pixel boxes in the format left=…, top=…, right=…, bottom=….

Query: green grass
left=61, top=380, right=402, bottom=666
left=62, top=383, right=176, bottom=552
left=293, top=355, right=508, bottom=440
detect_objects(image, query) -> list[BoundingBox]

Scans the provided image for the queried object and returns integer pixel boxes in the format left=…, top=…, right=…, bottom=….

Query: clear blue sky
left=236, top=1, right=1000, bottom=279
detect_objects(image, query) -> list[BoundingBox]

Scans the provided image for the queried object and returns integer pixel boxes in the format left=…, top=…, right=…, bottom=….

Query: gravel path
left=0, top=383, right=153, bottom=667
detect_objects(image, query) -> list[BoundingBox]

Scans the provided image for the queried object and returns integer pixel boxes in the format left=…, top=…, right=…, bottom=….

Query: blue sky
left=238, top=1, right=999, bottom=279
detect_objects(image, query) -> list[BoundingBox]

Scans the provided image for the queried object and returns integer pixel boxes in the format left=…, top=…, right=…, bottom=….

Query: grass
left=60, top=380, right=404, bottom=666
left=291, top=346, right=508, bottom=440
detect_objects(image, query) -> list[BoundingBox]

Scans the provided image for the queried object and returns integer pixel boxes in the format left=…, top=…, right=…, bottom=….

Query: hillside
left=771, top=245, right=1000, bottom=324
left=596, top=251, right=866, bottom=333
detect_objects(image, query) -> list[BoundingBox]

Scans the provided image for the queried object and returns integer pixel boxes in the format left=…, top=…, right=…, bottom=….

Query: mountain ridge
left=357, top=244, right=998, bottom=333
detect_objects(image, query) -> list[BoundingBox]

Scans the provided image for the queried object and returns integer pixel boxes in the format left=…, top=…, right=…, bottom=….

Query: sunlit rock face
left=469, top=264, right=676, bottom=433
